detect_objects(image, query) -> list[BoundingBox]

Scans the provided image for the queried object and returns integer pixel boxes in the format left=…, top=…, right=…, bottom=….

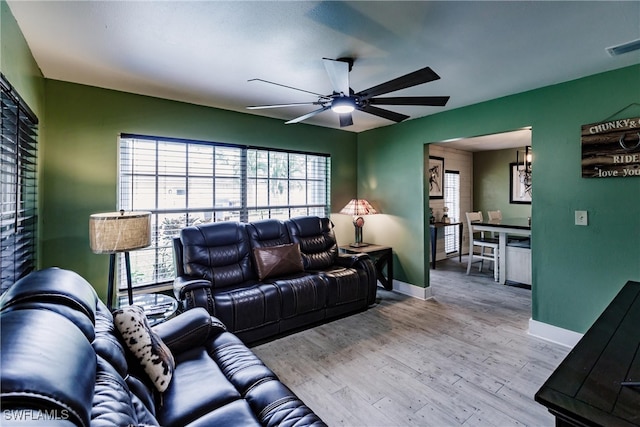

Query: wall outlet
left=575, top=210, right=588, bottom=226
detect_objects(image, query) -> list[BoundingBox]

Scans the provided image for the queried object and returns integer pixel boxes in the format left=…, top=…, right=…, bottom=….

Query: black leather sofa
left=173, top=216, right=377, bottom=345
left=0, top=268, right=325, bottom=426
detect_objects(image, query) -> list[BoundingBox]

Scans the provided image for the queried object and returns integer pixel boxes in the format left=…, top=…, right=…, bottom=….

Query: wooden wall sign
left=582, top=117, right=640, bottom=178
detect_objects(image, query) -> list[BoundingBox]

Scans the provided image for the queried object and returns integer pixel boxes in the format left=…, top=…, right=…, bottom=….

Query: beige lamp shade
left=89, top=211, right=151, bottom=254
left=339, top=199, right=378, bottom=216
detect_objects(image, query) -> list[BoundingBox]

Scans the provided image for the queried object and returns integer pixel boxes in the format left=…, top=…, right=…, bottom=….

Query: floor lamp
left=340, top=199, right=377, bottom=248
left=89, top=210, right=151, bottom=310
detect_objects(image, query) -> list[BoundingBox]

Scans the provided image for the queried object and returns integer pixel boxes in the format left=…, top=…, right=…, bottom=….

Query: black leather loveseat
left=173, top=216, right=377, bottom=345
left=0, top=268, right=325, bottom=426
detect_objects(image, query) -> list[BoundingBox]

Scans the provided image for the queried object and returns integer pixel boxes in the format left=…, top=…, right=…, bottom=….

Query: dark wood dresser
left=535, top=280, right=640, bottom=426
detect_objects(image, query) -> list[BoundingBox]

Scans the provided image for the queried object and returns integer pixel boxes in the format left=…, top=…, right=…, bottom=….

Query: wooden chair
left=487, top=210, right=502, bottom=221
left=487, top=210, right=502, bottom=238
left=465, top=211, right=499, bottom=281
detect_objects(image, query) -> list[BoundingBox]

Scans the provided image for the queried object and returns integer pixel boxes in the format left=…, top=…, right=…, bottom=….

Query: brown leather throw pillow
left=253, top=243, right=304, bottom=281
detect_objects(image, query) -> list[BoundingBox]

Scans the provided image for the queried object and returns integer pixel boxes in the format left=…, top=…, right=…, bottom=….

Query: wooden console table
left=340, top=244, right=393, bottom=291
left=429, top=222, right=463, bottom=269
left=535, top=280, right=640, bottom=426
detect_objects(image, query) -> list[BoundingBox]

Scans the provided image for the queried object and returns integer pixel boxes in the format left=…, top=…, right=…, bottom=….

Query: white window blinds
left=444, top=170, right=460, bottom=254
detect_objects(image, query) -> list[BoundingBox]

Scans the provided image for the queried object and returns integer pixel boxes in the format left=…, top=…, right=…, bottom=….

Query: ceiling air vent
left=606, top=38, right=640, bottom=56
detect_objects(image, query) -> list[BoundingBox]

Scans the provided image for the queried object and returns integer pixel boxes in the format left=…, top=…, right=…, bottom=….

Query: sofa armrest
left=1, top=309, right=96, bottom=427
left=173, top=275, right=216, bottom=315
left=173, top=276, right=211, bottom=300
left=336, top=252, right=370, bottom=268
left=153, top=307, right=226, bottom=355
left=336, top=253, right=377, bottom=305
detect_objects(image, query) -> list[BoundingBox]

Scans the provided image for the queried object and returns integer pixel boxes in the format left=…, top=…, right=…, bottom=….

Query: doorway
left=425, top=127, right=533, bottom=288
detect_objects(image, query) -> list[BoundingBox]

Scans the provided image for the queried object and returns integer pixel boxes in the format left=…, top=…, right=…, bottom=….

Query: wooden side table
left=535, top=280, right=640, bottom=426
left=340, top=244, right=393, bottom=290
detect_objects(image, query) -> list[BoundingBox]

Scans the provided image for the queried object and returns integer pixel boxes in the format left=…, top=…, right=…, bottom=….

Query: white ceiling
left=436, top=128, right=531, bottom=152
left=7, top=1, right=640, bottom=134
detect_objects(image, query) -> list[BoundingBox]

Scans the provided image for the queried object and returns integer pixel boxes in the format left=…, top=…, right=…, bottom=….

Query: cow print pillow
left=113, top=305, right=175, bottom=393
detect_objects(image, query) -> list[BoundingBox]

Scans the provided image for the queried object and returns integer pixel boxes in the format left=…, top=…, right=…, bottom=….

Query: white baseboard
left=528, top=318, right=583, bottom=349
left=389, top=280, right=433, bottom=300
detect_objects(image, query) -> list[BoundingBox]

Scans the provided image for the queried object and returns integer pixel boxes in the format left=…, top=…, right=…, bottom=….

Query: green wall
left=0, top=1, right=44, bottom=116
left=359, top=64, right=640, bottom=333
left=474, top=148, right=532, bottom=218
left=42, top=81, right=357, bottom=301
left=1, top=0, right=46, bottom=268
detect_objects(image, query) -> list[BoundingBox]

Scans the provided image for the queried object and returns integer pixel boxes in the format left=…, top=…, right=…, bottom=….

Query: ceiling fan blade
left=356, top=67, right=441, bottom=100
left=247, top=102, right=322, bottom=110
left=323, top=58, right=350, bottom=96
left=248, top=78, right=326, bottom=97
left=285, top=105, right=331, bottom=124
left=358, top=105, right=409, bottom=123
left=369, top=96, right=450, bottom=107
left=339, top=113, right=353, bottom=127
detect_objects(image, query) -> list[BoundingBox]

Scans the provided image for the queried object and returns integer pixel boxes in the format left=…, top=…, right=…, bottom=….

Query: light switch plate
left=575, top=210, right=588, bottom=226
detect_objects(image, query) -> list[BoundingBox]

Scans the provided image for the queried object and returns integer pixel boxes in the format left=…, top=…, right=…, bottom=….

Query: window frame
left=444, top=170, right=460, bottom=254
left=118, top=133, right=330, bottom=290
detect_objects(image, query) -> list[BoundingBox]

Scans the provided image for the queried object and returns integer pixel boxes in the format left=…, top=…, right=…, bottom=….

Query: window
left=246, top=149, right=329, bottom=220
left=1, top=75, right=38, bottom=293
left=119, top=134, right=330, bottom=289
left=444, top=170, right=460, bottom=254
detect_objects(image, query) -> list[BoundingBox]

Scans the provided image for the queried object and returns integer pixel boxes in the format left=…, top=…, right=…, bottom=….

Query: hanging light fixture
left=516, top=146, right=532, bottom=197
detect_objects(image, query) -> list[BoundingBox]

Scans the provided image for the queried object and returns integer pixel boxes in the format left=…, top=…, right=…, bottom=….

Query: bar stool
left=465, top=211, right=499, bottom=281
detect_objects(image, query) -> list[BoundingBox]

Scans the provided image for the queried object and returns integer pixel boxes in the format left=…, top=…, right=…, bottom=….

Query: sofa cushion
left=114, top=305, right=175, bottom=393
left=180, top=222, right=256, bottom=288
left=286, top=216, right=339, bottom=270
left=158, top=346, right=243, bottom=427
left=211, top=283, right=281, bottom=333
left=91, top=355, right=159, bottom=426
left=246, top=219, right=291, bottom=248
left=271, top=274, right=328, bottom=319
left=253, top=243, right=304, bottom=280
left=0, top=267, right=97, bottom=341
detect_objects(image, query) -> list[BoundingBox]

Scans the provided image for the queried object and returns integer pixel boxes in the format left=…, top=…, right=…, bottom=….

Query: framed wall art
left=510, top=162, right=532, bottom=204
left=428, top=156, right=444, bottom=199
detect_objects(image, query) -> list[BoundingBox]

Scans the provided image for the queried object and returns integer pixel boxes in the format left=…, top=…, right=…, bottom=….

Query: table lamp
left=340, top=199, right=377, bottom=247
left=89, top=210, right=151, bottom=309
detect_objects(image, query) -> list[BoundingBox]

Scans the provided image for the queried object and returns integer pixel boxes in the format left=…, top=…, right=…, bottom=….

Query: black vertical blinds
left=1, top=74, right=38, bottom=293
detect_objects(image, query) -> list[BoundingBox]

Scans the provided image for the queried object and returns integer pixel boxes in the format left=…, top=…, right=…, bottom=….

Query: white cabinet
left=505, top=245, right=531, bottom=285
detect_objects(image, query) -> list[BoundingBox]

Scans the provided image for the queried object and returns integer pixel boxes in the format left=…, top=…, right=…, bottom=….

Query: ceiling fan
left=247, top=58, right=450, bottom=127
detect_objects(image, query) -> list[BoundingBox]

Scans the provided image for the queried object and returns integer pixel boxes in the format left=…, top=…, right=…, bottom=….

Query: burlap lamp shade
left=89, top=210, right=151, bottom=309
left=89, top=211, right=151, bottom=253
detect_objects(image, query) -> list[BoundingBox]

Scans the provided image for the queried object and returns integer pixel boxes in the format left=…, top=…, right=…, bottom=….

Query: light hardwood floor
left=252, top=257, right=570, bottom=426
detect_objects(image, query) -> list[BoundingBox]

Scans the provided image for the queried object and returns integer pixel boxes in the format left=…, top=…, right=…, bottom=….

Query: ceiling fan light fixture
left=331, top=97, right=356, bottom=114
